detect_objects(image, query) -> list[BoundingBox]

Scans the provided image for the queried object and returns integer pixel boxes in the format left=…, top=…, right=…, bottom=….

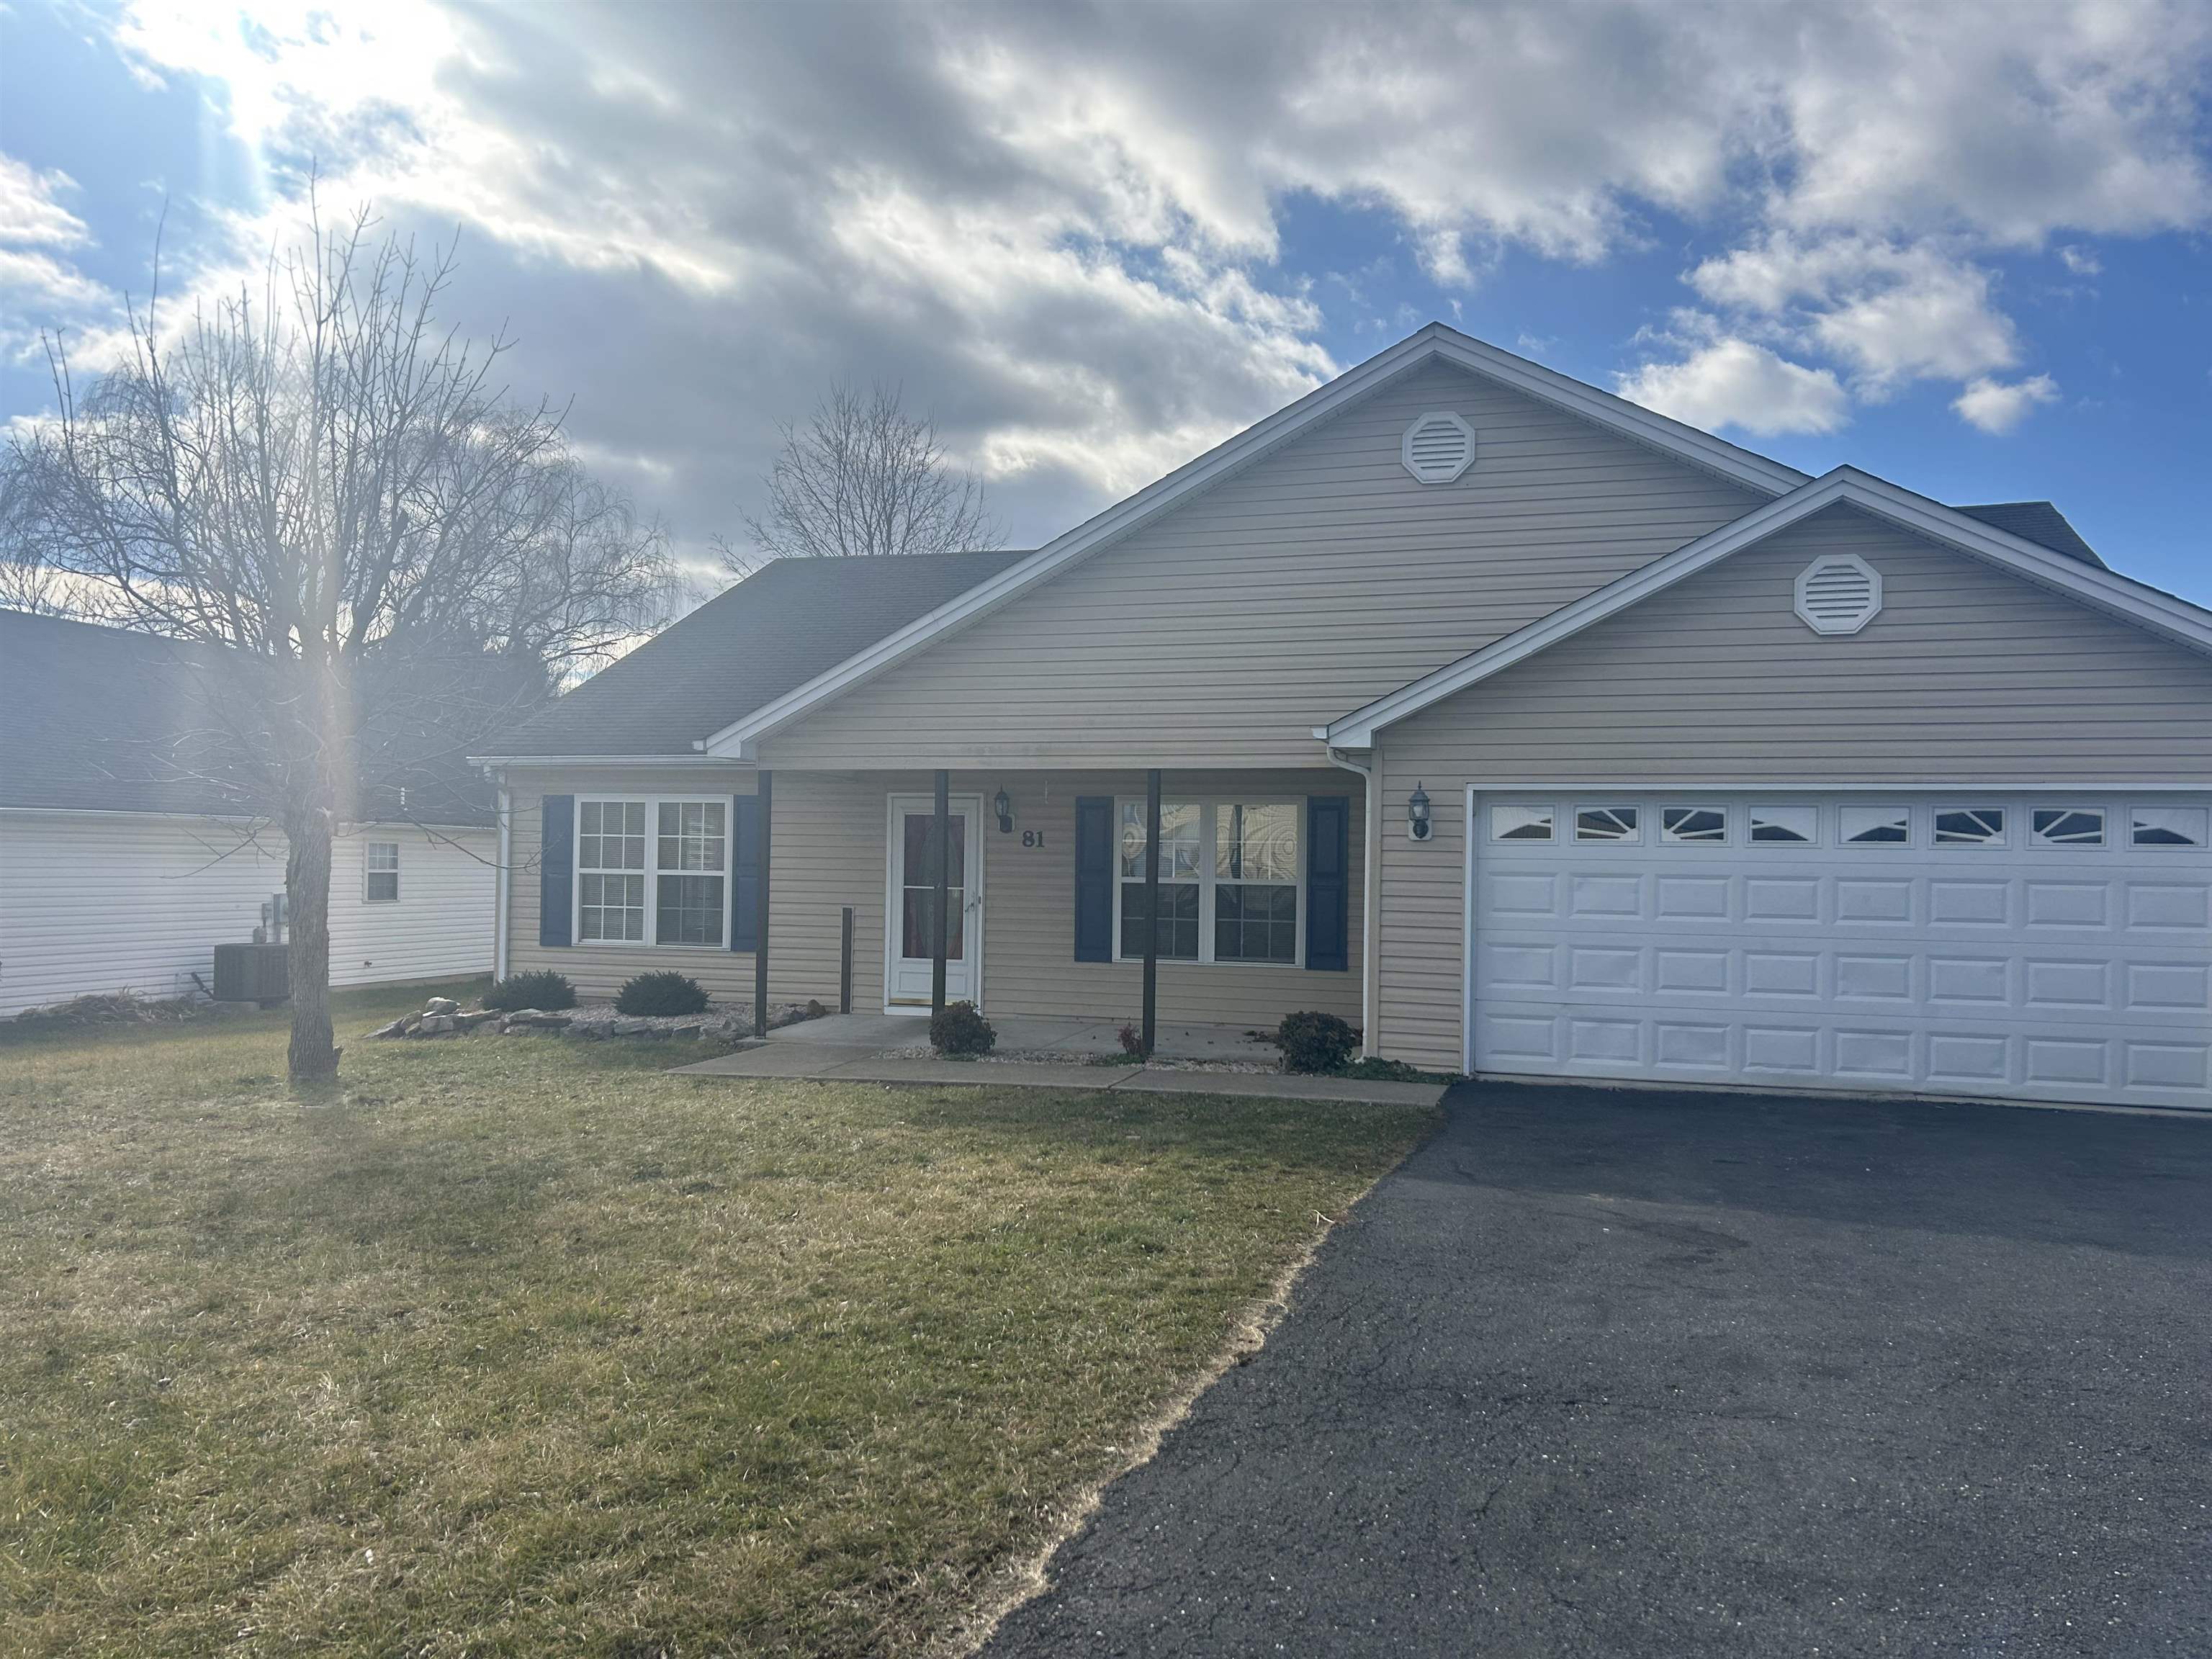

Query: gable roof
left=0, top=609, right=496, bottom=824
left=487, top=549, right=1030, bottom=760
left=1321, top=467, right=2212, bottom=748
left=1954, top=501, right=2103, bottom=569
left=702, top=323, right=1811, bottom=757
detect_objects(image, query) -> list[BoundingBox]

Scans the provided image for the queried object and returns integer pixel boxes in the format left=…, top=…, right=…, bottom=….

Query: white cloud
left=0, top=157, right=109, bottom=315
left=1953, top=374, right=2060, bottom=433
left=2058, top=245, right=2102, bottom=276
left=1617, top=339, right=1850, bottom=436
left=14, top=0, right=2208, bottom=549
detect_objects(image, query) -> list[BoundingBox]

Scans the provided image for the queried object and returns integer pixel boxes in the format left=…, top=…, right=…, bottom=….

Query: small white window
left=1491, top=804, right=1555, bottom=842
left=1794, top=554, right=1882, bottom=635
left=1661, top=806, right=1727, bottom=844
left=2132, top=806, right=2208, bottom=848
left=2033, top=807, right=2104, bottom=846
left=1401, top=411, right=1475, bottom=484
left=1576, top=806, right=1640, bottom=842
left=364, top=841, right=400, bottom=903
left=1934, top=807, right=2005, bottom=845
left=1840, top=806, right=1911, bottom=845
left=1748, top=806, right=1816, bottom=844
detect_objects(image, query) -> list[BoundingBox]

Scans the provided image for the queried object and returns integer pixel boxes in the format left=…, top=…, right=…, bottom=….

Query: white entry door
left=884, top=795, right=984, bottom=1010
left=1468, top=793, right=2211, bottom=1110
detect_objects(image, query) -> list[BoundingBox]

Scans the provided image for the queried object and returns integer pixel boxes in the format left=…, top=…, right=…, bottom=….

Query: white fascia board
left=467, top=752, right=751, bottom=770
left=1326, top=467, right=2212, bottom=747
left=704, top=323, right=1810, bottom=757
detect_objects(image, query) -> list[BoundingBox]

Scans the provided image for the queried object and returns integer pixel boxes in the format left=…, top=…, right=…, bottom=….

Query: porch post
left=932, top=768, right=950, bottom=1019
left=753, top=770, right=772, bottom=1040
left=1143, top=768, right=1160, bottom=1058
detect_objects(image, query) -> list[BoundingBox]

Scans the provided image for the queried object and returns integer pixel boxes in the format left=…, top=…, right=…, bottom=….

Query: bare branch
left=730, top=379, right=1003, bottom=572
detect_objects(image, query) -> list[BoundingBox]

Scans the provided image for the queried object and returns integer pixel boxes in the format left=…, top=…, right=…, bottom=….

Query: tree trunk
left=284, top=801, right=340, bottom=1081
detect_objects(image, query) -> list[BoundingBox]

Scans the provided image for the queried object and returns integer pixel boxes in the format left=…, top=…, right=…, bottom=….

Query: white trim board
left=1326, top=467, right=2212, bottom=748
left=703, top=323, right=1808, bottom=759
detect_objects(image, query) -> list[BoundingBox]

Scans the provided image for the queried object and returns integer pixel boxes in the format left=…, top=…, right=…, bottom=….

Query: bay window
left=1117, top=799, right=1301, bottom=966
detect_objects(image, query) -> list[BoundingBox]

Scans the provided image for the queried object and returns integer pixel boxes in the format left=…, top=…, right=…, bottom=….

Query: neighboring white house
left=0, top=610, right=496, bottom=1016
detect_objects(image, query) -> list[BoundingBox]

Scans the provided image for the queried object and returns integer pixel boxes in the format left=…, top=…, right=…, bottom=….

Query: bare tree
left=724, top=380, right=1002, bottom=575
left=3, top=207, right=674, bottom=1081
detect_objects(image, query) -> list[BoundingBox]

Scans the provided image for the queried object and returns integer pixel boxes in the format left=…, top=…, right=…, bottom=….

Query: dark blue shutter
left=731, top=794, right=760, bottom=951
left=1074, top=796, right=1114, bottom=962
left=539, top=794, right=574, bottom=948
left=1305, top=796, right=1349, bottom=971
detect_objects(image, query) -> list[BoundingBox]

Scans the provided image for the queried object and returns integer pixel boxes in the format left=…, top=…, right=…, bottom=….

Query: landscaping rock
left=369, top=1017, right=412, bottom=1039
left=423, top=997, right=460, bottom=1016
left=418, top=1014, right=455, bottom=1034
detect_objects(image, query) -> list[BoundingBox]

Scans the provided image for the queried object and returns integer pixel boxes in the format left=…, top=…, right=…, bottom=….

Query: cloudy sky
left=4, top=0, right=2209, bottom=603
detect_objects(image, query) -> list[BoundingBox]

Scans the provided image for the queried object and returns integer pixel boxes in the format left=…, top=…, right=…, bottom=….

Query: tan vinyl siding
left=1369, top=506, right=2212, bottom=1071
left=760, top=359, right=1766, bottom=770
left=505, top=768, right=760, bottom=1003
left=767, top=770, right=1364, bottom=1027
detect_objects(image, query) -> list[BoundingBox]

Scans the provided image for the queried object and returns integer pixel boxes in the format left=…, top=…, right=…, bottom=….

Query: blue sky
left=4, top=1, right=2208, bottom=604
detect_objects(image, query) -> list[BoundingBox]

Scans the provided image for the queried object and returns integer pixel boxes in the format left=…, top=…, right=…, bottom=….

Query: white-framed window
left=1491, top=804, right=1555, bottom=842
left=1748, top=805, right=1817, bottom=844
left=2033, top=806, right=2105, bottom=846
left=1661, top=806, right=1727, bottom=844
left=1933, top=807, right=2005, bottom=846
left=364, top=840, right=400, bottom=903
left=1115, top=799, right=1301, bottom=966
left=2132, top=806, right=2208, bottom=848
left=1575, top=805, right=1640, bottom=842
left=1840, top=805, right=1911, bottom=845
left=575, top=796, right=731, bottom=946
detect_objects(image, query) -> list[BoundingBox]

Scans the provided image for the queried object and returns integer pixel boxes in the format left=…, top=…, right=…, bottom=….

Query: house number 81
left=1021, top=830, right=1045, bottom=848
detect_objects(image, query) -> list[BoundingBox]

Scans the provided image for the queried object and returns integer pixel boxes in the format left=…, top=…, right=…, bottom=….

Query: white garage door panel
left=1470, top=796, right=2212, bottom=1110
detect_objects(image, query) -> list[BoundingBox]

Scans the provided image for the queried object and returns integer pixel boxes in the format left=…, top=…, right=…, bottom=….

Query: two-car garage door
left=1469, top=793, right=2211, bottom=1110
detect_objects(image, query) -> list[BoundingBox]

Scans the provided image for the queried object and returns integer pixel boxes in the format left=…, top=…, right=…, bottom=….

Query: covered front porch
left=750, top=765, right=1373, bottom=1057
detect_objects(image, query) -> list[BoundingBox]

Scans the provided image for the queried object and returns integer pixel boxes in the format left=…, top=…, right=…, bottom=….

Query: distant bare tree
left=3, top=206, right=675, bottom=1081
left=723, top=380, right=1002, bottom=575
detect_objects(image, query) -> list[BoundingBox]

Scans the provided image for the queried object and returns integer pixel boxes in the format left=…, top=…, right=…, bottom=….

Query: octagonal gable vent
left=1794, top=553, right=1882, bottom=635
left=1402, top=411, right=1475, bottom=484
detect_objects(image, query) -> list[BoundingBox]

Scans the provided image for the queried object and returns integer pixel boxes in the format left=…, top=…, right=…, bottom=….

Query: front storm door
left=885, top=795, right=984, bottom=1009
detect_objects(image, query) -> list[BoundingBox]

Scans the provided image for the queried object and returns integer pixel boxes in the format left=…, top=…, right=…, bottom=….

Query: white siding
left=328, top=825, right=498, bottom=989
left=0, top=814, right=494, bottom=1016
left=760, top=359, right=1765, bottom=770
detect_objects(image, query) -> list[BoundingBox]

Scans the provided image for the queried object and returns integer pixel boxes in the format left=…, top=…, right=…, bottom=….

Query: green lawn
left=0, top=981, right=1434, bottom=1656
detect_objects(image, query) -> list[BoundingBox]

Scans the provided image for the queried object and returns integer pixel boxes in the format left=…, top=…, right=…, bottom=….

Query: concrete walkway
left=667, top=1012, right=1448, bottom=1107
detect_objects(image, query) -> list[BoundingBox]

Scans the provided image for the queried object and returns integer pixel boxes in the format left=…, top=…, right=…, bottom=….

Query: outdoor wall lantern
left=1408, top=782, right=1432, bottom=842
left=994, top=787, right=1013, bottom=833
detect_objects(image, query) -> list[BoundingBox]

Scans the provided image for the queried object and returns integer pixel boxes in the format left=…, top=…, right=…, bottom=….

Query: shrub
left=1118, top=1022, right=1144, bottom=1057
left=930, top=1000, right=996, bottom=1058
left=483, top=970, right=576, bottom=1012
left=614, top=971, right=709, bottom=1017
left=1277, top=1010, right=1359, bottom=1074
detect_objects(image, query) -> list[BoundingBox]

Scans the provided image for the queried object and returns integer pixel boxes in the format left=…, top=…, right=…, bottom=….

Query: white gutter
left=1325, top=745, right=1383, bottom=1060
left=465, top=752, right=750, bottom=770
left=493, top=781, right=512, bottom=983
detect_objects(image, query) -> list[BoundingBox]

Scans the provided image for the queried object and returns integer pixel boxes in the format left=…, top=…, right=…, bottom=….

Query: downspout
left=1326, top=745, right=1382, bottom=1060
left=493, top=775, right=511, bottom=984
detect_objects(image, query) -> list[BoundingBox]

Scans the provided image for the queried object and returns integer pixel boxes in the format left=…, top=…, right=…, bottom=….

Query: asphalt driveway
left=984, top=1083, right=2212, bottom=1658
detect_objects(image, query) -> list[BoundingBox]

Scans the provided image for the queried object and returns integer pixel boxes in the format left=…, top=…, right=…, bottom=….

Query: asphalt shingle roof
left=0, top=608, right=493, bottom=824
left=1954, top=501, right=2104, bottom=568
left=491, top=549, right=1030, bottom=757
